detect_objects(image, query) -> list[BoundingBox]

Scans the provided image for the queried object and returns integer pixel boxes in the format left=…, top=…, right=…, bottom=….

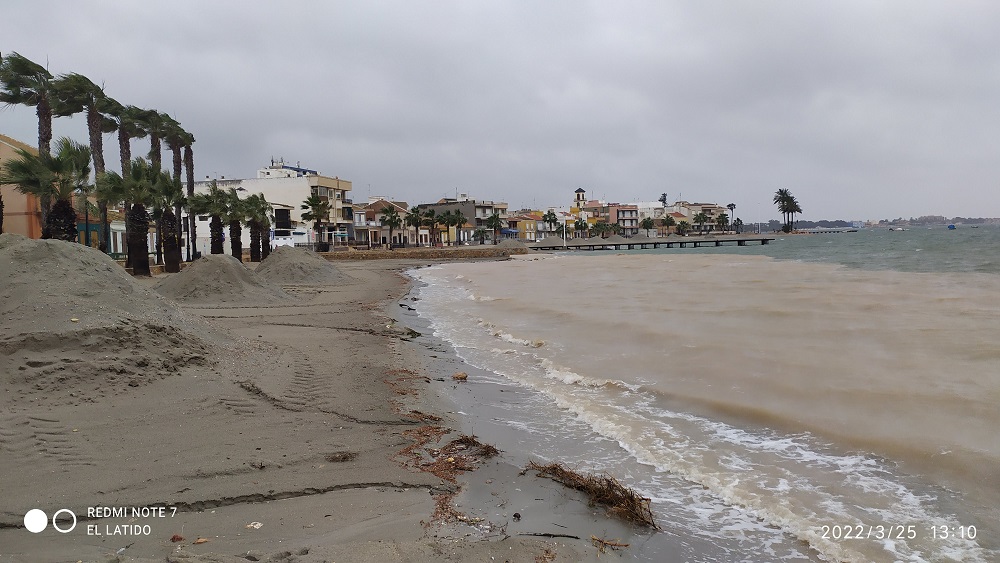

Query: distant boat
left=889, top=227, right=907, bottom=231
left=948, top=224, right=957, bottom=230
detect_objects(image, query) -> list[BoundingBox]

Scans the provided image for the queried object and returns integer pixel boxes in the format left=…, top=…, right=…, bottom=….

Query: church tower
left=574, top=187, right=587, bottom=209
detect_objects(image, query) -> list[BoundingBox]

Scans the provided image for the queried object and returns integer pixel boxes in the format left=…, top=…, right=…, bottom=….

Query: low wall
left=318, top=246, right=530, bottom=261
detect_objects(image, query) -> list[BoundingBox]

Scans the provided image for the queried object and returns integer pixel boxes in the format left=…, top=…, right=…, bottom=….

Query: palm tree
left=473, top=227, right=488, bottom=244
left=437, top=210, right=454, bottom=246
left=542, top=210, right=559, bottom=235
left=162, top=115, right=190, bottom=255
left=640, top=217, right=655, bottom=236
left=405, top=206, right=423, bottom=246
left=733, top=217, right=744, bottom=234
left=51, top=73, right=118, bottom=252
left=380, top=205, right=403, bottom=248
left=0, top=52, right=55, bottom=157
left=0, top=193, right=4, bottom=234
left=181, top=133, right=197, bottom=259
left=715, top=213, right=729, bottom=233
left=150, top=171, right=184, bottom=272
left=451, top=210, right=467, bottom=245
left=676, top=220, right=690, bottom=236
left=0, top=137, right=92, bottom=241
left=106, top=101, right=148, bottom=178
left=188, top=181, right=228, bottom=254
left=301, top=194, right=331, bottom=251
left=693, top=212, right=709, bottom=234
left=727, top=203, right=736, bottom=226
left=137, top=109, right=169, bottom=174
left=98, top=157, right=157, bottom=275
left=422, top=208, right=439, bottom=246
left=225, top=189, right=248, bottom=260
left=773, top=189, right=792, bottom=232
left=788, top=196, right=802, bottom=232
left=244, top=193, right=272, bottom=262
left=486, top=212, right=503, bottom=244
left=660, top=214, right=676, bottom=236
left=574, top=218, right=588, bottom=238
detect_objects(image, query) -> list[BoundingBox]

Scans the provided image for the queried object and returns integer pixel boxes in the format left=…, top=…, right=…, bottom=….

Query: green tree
left=542, top=210, right=559, bottom=235
left=301, top=194, right=332, bottom=251
left=773, top=189, right=792, bottom=232
left=733, top=217, right=744, bottom=234
left=676, top=220, right=690, bottom=236
left=574, top=218, right=588, bottom=238
left=727, top=203, right=736, bottom=225
left=693, top=212, right=709, bottom=234
left=486, top=212, right=503, bottom=244
left=422, top=208, right=439, bottom=246
left=660, top=214, right=676, bottom=235
left=188, top=181, right=228, bottom=255
left=473, top=227, right=488, bottom=244
left=380, top=205, right=403, bottom=248
left=658, top=193, right=669, bottom=206
left=405, top=206, right=423, bottom=246
left=162, top=115, right=192, bottom=257
left=640, top=216, right=655, bottom=236
left=51, top=73, right=118, bottom=252
left=225, top=189, right=249, bottom=260
left=715, top=213, right=729, bottom=233
left=451, top=210, right=467, bottom=244
left=438, top=210, right=454, bottom=246
left=244, top=193, right=272, bottom=262
left=0, top=136, right=91, bottom=241
left=97, top=157, right=157, bottom=275
left=0, top=52, right=55, bottom=157
left=150, top=172, right=184, bottom=272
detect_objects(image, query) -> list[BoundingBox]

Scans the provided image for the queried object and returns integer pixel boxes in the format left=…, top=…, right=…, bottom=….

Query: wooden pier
left=530, top=236, right=775, bottom=251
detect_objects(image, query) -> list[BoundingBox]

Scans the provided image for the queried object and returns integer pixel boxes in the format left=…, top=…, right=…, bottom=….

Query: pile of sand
left=255, top=245, right=349, bottom=285
left=0, top=234, right=215, bottom=407
left=497, top=239, right=530, bottom=250
left=155, top=254, right=292, bottom=304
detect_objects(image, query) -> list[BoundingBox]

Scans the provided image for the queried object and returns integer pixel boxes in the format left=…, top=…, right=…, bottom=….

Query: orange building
left=0, top=133, right=43, bottom=238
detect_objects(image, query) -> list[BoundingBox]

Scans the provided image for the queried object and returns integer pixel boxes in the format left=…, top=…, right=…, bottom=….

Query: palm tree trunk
left=249, top=221, right=262, bottom=262
left=36, top=96, right=52, bottom=157
left=154, top=214, right=164, bottom=264
left=0, top=193, right=4, bottom=233
left=85, top=105, right=110, bottom=253
left=229, top=219, right=242, bottom=261
left=161, top=209, right=181, bottom=273
left=210, top=215, right=224, bottom=254
left=128, top=204, right=151, bottom=276
left=171, top=146, right=183, bottom=257
left=184, top=145, right=195, bottom=260
left=119, top=131, right=133, bottom=266
left=149, top=135, right=161, bottom=173
left=47, top=199, right=77, bottom=242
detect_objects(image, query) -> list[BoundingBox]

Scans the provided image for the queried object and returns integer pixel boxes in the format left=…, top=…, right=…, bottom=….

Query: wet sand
left=0, top=244, right=643, bottom=562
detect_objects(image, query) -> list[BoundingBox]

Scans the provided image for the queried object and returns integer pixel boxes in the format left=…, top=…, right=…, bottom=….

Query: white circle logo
left=23, top=509, right=47, bottom=533
left=52, top=509, right=77, bottom=533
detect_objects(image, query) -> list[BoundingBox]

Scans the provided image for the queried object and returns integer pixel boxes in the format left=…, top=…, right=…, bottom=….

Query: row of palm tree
left=0, top=51, right=198, bottom=260
left=190, top=182, right=273, bottom=261
left=773, top=189, right=803, bottom=232
left=375, top=206, right=472, bottom=248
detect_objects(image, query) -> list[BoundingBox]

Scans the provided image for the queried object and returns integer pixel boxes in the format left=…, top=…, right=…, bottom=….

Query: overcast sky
left=3, top=1, right=1000, bottom=221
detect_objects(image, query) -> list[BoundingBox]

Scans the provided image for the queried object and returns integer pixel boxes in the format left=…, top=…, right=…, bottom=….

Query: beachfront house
left=190, top=159, right=352, bottom=256
left=417, top=195, right=508, bottom=245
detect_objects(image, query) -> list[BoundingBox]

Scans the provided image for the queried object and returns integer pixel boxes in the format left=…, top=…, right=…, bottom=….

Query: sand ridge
left=154, top=254, right=292, bottom=305
left=254, top=245, right=350, bottom=285
left=0, top=234, right=217, bottom=408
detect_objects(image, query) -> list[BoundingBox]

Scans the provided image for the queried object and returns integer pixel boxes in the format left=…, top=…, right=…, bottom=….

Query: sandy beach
left=0, top=236, right=642, bottom=563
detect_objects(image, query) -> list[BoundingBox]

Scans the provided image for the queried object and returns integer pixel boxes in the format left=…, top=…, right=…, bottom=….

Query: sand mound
left=497, top=239, right=530, bottom=249
left=255, top=245, right=349, bottom=285
left=155, top=254, right=292, bottom=304
left=533, top=236, right=566, bottom=247
left=0, top=234, right=216, bottom=407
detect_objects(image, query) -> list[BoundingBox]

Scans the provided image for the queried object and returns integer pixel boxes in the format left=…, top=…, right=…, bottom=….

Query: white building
left=190, top=160, right=352, bottom=256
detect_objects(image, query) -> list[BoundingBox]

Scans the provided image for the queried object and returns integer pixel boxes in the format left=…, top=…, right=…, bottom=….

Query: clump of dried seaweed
left=524, top=461, right=659, bottom=529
